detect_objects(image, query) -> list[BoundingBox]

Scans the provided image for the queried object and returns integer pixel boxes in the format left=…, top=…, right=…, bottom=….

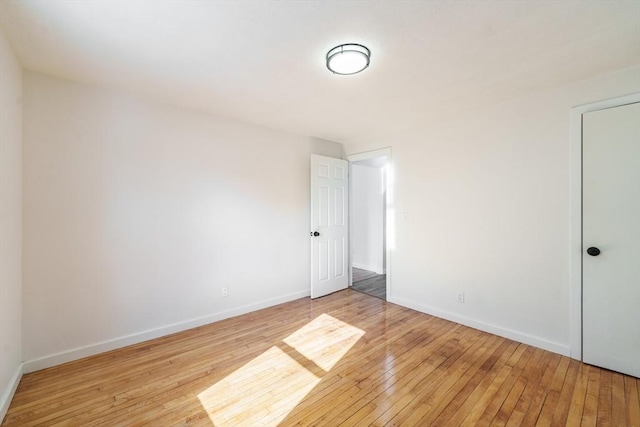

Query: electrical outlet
left=457, top=291, right=464, bottom=303
left=222, top=287, right=229, bottom=297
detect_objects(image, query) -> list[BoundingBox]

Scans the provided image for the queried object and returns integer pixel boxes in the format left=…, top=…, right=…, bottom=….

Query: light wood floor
left=3, top=289, right=639, bottom=426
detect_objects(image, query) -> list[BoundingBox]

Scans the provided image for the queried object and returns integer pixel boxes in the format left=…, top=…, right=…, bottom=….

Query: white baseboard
left=23, top=289, right=310, bottom=373
left=388, top=296, right=570, bottom=357
left=0, top=362, right=23, bottom=423
left=352, top=263, right=384, bottom=275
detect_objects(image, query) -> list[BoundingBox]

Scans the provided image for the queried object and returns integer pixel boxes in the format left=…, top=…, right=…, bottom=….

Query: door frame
left=569, top=92, right=640, bottom=360
left=347, top=147, right=392, bottom=300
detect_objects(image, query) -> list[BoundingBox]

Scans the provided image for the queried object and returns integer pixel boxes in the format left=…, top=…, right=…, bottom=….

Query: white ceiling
left=1, top=0, right=639, bottom=144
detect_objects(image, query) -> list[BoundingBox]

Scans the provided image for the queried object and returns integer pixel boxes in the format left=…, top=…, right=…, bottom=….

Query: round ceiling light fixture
left=326, top=43, right=370, bottom=75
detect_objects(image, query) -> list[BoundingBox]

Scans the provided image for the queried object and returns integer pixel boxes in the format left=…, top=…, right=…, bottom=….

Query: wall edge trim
left=388, top=296, right=570, bottom=357
left=0, top=362, right=23, bottom=423
left=23, top=290, right=310, bottom=373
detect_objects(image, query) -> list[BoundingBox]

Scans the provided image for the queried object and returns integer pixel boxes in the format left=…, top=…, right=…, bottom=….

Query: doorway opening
left=348, top=148, right=391, bottom=300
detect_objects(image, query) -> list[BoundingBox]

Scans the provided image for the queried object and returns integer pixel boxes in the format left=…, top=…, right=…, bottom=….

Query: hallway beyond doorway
left=352, top=267, right=386, bottom=300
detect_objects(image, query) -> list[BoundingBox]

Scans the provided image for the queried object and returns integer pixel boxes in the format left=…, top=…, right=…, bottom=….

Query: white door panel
left=311, top=155, right=349, bottom=298
left=583, top=102, right=640, bottom=377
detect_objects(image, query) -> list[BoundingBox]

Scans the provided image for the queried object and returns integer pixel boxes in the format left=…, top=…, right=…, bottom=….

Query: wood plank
left=324, top=324, right=473, bottom=426
left=472, top=345, right=537, bottom=425
left=346, top=330, right=496, bottom=427
left=596, top=369, right=612, bottom=427
left=581, top=365, right=601, bottom=427
left=291, top=319, right=470, bottom=426
left=429, top=340, right=519, bottom=427
left=458, top=344, right=528, bottom=426
left=414, top=336, right=509, bottom=426
left=550, top=358, right=582, bottom=426
left=625, top=375, right=640, bottom=427
left=529, top=355, right=570, bottom=426
left=504, top=350, right=556, bottom=426
left=491, top=348, right=548, bottom=426
left=517, top=353, right=561, bottom=426
left=3, top=289, right=639, bottom=427
left=612, top=372, right=628, bottom=427
left=383, top=333, right=502, bottom=426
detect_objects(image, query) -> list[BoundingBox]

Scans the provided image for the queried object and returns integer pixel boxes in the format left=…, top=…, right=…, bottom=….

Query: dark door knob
left=587, top=247, right=600, bottom=256
left=310, top=231, right=320, bottom=237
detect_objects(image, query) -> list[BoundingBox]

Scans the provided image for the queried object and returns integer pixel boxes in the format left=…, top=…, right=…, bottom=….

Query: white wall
left=344, top=66, right=640, bottom=355
left=0, top=27, right=23, bottom=420
left=22, top=72, right=342, bottom=370
left=351, top=164, right=384, bottom=274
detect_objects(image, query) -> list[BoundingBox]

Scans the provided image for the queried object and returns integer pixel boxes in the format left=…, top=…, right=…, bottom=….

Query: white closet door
left=582, top=102, right=640, bottom=377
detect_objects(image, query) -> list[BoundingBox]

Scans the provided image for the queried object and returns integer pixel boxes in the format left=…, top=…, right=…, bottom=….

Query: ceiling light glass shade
left=326, top=44, right=370, bottom=75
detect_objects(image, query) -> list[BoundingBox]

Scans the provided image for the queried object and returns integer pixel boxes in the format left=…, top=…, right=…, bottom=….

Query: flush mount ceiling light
left=326, top=43, right=370, bottom=75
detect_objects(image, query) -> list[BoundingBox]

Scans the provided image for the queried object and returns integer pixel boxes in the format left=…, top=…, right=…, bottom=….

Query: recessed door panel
left=334, top=187, right=345, bottom=227
left=334, top=238, right=345, bottom=278
left=318, top=239, right=329, bottom=282
left=318, top=186, right=329, bottom=228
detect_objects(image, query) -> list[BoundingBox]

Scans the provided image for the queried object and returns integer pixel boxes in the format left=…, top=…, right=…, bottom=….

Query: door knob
left=310, top=231, right=320, bottom=237
left=586, top=247, right=601, bottom=256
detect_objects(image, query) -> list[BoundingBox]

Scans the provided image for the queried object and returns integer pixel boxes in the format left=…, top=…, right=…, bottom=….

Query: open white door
left=582, top=102, right=640, bottom=377
left=310, top=154, right=349, bottom=298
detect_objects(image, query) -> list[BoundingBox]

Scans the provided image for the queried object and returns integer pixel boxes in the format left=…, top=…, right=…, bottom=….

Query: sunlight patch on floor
left=197, top=313, right=365, bottom=425
left=283, top=313, right=365, bottom=371
left=197, top=346, right=320, bottom=426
